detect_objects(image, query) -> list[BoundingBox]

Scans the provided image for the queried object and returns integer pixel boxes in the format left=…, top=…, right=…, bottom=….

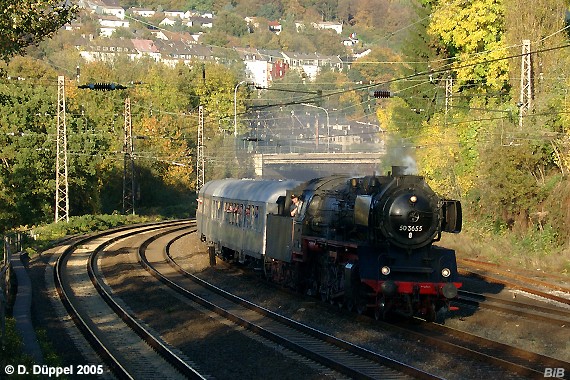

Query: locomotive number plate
left=399, top=225, right=423, bottom=232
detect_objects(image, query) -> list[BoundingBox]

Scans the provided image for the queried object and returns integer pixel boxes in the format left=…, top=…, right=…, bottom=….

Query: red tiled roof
left=131, top=39, right=158, bottom=53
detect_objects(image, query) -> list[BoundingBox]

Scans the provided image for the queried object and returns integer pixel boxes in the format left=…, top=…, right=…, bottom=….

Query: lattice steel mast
left=55, top=76, right=69, bottom=223
left=122, top=97, right=135, bottom=215
left=196, top=105, right=205, bottom=191
left=519, top=39, right=532, bottom=128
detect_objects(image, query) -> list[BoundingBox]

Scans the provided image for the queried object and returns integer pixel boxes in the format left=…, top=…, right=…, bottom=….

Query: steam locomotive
left=197, top=166, right=462, bottom=322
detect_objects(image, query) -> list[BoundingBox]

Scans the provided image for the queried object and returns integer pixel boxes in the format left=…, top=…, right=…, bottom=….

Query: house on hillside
left=313, top=21, right=342, bottom=34
left=130, top=8, right=155, bottom=18
left=164, top=10, right=186, bottom=19
left=131, top=39, right=160, bottom=61
left=75, top=36, right=138, bottom=62
left=98, top=15, right=130, bottom=37
left=329, top=121, right=383, bottom=152
left=158, top=40, right=213, bottom=67
left=294, top=21, right=306, bottom=32
left=235, top=48, right=270, bottom=88
left=245, top=17, right=260, bottom=31
left=79, top=0, right=103, bottom=13
left=343, top=35, right=359, bottom=46
left=160, top=17, right=177, bottom=27
left=189, top=32, right=204, bottom=43
left=98, top=4, right=125, bottom=19
left=268, top=21, right=282, bottom=34
left=258, top=49, right=288, bottom=81
left=81, top=0, right=126, bottom=19
left=281, top=52, right=343, bottom=81
left=150, top=30, right=169, bottom=40
left=190, top=16, right=213, bottom=28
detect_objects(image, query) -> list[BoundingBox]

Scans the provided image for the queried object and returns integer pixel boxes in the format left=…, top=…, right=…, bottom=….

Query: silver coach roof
left=200, top=179, right=301, bottom=204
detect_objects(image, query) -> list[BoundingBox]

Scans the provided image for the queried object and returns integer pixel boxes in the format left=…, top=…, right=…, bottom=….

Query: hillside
left=1, top=0, right=569, bottom=274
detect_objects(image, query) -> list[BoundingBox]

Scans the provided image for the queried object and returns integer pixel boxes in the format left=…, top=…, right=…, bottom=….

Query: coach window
left=250, top=205, right=255, bottom=228
left=229, top=203, right=235, bottom=224
left=245, top=205, right=251, bottom=228
left=254, top=205, right=260, bottom=231
left=225, top=203, right=232, bottom=223
left=207, top=199, right=214, bottom=219
left=238, top=204, right=244, bottom=227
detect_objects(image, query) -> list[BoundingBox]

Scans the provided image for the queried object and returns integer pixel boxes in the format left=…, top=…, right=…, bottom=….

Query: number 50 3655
left=399, top=225, right=423, bottom=232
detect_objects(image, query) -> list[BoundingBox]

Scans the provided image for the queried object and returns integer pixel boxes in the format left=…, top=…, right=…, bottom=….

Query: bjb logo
left=544, top=368, right=565, bottom=378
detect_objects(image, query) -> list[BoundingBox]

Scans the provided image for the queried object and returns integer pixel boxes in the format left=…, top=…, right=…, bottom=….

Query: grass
left=24, top=214, right=165, bottom=255
left=0, top=318, right=35, bottom=375
left=0, top=320, right=66, bottom=379
left=439, top=222, right=570, bottom=276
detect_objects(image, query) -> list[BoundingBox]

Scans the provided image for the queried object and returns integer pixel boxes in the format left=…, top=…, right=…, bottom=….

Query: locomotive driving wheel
left=306, top=279, right=319, bottom=297
left=345, top=297, right=354, bottom=312
left=374, top=297, right=386, bottom=320
left=356, top=301, right=367, bottom=315
left=263, top=255, right=273, bottom=281
left=318, top=256, right=342, bottom=302
left=344, top=281, right=368, bottom=314
left=320, top=287, right=331, bottom=302
left=425, top=303, right=437, bottom=323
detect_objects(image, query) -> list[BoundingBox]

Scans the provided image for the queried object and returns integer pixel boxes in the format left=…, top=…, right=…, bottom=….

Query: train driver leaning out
left=290, top=194, right=302, bottom=217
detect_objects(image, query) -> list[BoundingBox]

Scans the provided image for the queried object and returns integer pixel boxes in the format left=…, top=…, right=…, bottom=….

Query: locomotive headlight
left=381, top=266, right=391, bottom=275
left=441, top=268, right=451, bottom=278
left=409, top=195, right=417, bottom=203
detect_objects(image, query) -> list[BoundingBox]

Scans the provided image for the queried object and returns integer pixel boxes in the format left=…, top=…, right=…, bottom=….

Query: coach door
left=265, top=214, right=294, bottom=263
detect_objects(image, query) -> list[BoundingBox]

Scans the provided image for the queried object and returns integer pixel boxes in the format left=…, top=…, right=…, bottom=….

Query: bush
left=28, top=214, right=162, bottom=253
left=0, top=318, right=35, bottom=371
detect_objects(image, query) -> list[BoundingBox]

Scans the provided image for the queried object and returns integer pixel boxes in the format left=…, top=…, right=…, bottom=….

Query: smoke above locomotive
left=197, top=166, right=462, bottom=322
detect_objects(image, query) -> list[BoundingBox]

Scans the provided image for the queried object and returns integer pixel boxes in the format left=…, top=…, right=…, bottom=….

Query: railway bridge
left=253, top=152, right=385, bottom=180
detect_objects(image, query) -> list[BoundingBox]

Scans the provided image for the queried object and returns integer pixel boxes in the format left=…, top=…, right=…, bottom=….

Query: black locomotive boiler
left=197, top=166, right=462, bottom=321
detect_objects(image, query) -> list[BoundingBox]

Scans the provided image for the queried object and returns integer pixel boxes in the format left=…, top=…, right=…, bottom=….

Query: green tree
left=257, top=2, right=284, bottom=19
left=0, top=0, right=77, bottom=61
left=0, top=57, right=59, bottom=229
left=213, top=10, right=249, bottom=37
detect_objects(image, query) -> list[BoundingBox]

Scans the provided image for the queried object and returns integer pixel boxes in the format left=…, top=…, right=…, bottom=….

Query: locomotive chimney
left=391, top=166, right=407, bottom=176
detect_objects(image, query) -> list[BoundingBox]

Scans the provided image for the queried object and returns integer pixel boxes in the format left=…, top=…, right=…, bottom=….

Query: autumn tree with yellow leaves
left=404, top=0, right=570, bottom=266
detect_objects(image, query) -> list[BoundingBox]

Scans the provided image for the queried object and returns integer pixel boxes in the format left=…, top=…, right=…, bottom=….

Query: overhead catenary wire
left=3, top=37, right=569, bottom=154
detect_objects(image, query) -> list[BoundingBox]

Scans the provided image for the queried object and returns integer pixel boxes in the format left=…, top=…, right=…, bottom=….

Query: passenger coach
left=197, top=179, right=301, bottom=263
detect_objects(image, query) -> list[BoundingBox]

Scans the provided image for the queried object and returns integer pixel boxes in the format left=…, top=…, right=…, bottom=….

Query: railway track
left=400, top=319, right=569, bottom=379
left=140, top=228, right=436, bottom=380
left=456, top=289, right=570, bottom=326
left=50, top=222, right=569, bottom=379
left=53, top=221, right=205, bottom=379
left=165, top=231, right=570, bottom=379
left=458, top=258, right=570, bottom=306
